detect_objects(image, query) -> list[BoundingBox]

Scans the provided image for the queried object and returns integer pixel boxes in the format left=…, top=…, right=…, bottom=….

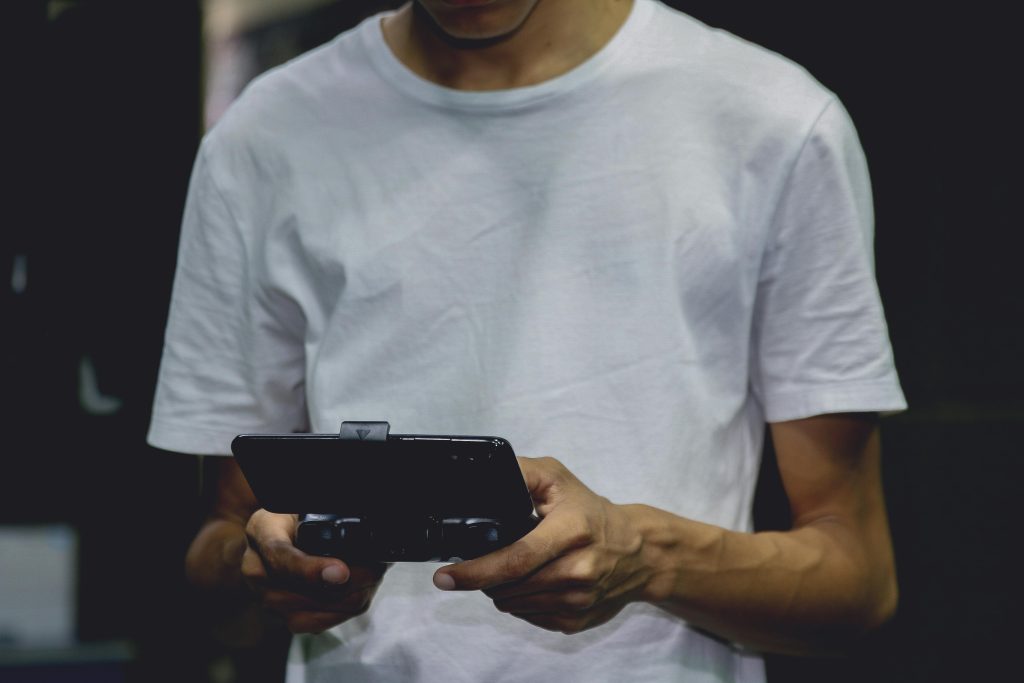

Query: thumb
left=248, top=510, right=351, bottom=587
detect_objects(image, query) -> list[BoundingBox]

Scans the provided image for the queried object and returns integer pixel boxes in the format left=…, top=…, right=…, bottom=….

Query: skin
left=433, top=413, right=898, bottom=654
left=189, top=414, right=897, bottom=654
left=183, top=0, right=898, bottom=655
left=188, top=0, right=642, bottom=641
left=381, top=0, right=635, bottom=91
left=185, top=457, right=387, bottom=639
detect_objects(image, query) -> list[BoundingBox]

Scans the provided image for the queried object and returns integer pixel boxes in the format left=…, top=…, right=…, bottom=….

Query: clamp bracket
left=339, top=421, right=390, bottom=442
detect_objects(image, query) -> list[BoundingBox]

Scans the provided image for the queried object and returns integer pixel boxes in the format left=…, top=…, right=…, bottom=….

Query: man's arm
left=639, top=412, right=897, bottom=654
left=433, top=412, right=897, bottom=656
left=185, top=457, right=388, bottom=641
left=185, top=456, right=258, bottom=593
left=183, top=456, right=276, bottom=646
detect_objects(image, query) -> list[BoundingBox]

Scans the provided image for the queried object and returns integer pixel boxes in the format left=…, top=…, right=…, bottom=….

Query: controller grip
left=296, top=514, right=539, bottom=562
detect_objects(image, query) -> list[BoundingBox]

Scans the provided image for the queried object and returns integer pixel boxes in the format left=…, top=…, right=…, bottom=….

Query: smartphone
left=230, top=430, right=538, bottom=560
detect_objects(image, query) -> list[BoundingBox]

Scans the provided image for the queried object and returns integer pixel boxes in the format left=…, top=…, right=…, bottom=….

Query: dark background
left=3, top=1, right=1020, bottom=681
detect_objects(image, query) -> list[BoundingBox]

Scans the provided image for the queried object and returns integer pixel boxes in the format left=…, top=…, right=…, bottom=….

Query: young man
left=149, top=0, right=907, bottom=680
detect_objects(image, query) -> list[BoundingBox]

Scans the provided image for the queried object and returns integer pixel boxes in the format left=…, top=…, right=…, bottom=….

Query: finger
left=243, top=538, right=387, bottom=601
left=516, top=456, right=595, bottom=519
left=245, top=509, right=298, bottom=546
left=240, top=545, right=269, bottom=589
left=493, top=588, right=598, bottom=616
left=434, top=513, right=587, bottom=591
left=509, top=612, right=589, bottom=636
left=262, top=584, right=378, bottom=614
left=483, top=549, right=599, bottom=601
left=346, top=562, right=389, bottom=586
left=284, top=608, right=371, bottom=634
left=246, top=510, right=351, bottom=589
left=516, top=455, right=551, bottom=497
left=516, top=456, right=569, bottom=501
left=507, top=603, right=623, bottom=636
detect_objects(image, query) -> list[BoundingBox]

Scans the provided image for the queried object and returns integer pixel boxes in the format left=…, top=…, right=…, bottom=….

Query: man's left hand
left=432, top=456, right=652, bottom=634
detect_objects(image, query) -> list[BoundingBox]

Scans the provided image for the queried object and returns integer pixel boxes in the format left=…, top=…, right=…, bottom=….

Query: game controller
left=296, top=513, right=539, bottom=562
left=231, top=421, right=539, bottom=562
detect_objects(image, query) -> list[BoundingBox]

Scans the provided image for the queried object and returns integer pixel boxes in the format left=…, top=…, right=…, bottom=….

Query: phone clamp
left=339, top=421, right=390, bottom=442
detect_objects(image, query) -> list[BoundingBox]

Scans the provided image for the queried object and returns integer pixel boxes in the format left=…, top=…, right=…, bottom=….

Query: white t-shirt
left=148, top=1, right=907, bottom=681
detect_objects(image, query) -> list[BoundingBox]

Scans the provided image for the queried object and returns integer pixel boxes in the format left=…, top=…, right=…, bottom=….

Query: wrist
left=622, top=504, right=681, bottom=604
left=624, top=504, right=726, bottom=606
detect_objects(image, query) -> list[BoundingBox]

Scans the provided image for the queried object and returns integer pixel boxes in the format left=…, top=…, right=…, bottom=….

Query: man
left=148, top=0, right=907, bottom=680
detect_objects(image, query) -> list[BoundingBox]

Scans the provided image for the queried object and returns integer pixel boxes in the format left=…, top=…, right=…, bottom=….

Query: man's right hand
left=242, top=509, right=388, bottom=634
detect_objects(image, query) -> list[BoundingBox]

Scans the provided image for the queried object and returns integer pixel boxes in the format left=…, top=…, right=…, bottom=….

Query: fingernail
left=321, top=565, right=347, bottom=584
left=433, top=572, right=455, bottom=591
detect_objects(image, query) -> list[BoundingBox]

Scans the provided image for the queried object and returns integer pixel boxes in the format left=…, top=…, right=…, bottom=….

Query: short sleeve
left=750, top=98, right=907, bottom=422
left=146, top=139, right=308, bottom=455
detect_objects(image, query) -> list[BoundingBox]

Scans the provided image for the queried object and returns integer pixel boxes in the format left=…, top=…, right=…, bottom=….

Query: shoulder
left=194, top=12, right=392, bottom=215
left=635, top=1, right=839, bottom=140
left=202, top=13, right=384, bottom=173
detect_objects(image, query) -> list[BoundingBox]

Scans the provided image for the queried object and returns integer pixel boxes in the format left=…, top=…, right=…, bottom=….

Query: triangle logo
left=356, top=428, right=371, bottom=440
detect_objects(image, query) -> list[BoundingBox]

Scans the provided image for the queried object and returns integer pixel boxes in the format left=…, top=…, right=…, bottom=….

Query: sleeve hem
left=761, top=381, right=908, bottom=423
left=146, top=417, right=242, bottom=456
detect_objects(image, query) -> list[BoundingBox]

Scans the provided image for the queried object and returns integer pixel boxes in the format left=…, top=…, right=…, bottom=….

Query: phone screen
left=231, top=433, right=534, bottom=518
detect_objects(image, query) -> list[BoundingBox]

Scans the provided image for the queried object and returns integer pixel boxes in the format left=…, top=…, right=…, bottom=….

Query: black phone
left=230, top=423, right=538, bottom=562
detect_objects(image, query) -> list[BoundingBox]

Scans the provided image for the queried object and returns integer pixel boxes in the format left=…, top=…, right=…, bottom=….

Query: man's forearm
left=185, top=457, right=285, bottom=647
left=631, top=503, right=897, bottom=656
left=435, top=427, right=896, bottom=651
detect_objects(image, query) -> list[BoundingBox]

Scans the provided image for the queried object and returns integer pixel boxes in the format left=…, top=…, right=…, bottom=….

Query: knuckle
left=244, top=510, right=266, bottom=537
left=532, top=614, right=581, bottom=635
left=492, top=598, right=516, bottom=614
left=564, top=590, right=597, bottom=612
left=538, top=456, right=566, bottom=476
left=349, top=599, right=372, bottom=617
left=256, top=591, right=284, bottom=612
left=551, top=614, right=586, bottom=634
left=565, top=556, right=600, bottom=584
left=564, top=522, right=594, bottom=549
left=520, top=614, right=559, bottom=632
left=286, top=612, right=339, bottom=635
left=559, top=622, right=584, bottom=635
left=285, top=614, right=312, bottom=634
left=244, top=511, right=258, bottom=532
left=259, top=595, right=282, bottom=615
left=264, top=588, right=318, bottom=615
left=340, top=587, right=371, bottom=610
left=240, top=548, right=266, bottom=582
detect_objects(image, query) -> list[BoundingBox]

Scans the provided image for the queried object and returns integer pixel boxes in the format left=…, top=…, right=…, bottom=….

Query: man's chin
left=417, top=0, right=539, bottom=45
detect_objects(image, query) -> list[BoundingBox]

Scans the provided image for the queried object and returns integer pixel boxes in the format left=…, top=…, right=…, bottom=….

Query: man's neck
left=382, top=0, right=634, bottom=91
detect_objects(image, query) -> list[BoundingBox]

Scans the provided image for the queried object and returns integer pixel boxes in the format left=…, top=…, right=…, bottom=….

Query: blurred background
left=2, top=1, right=1019, bottom=681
